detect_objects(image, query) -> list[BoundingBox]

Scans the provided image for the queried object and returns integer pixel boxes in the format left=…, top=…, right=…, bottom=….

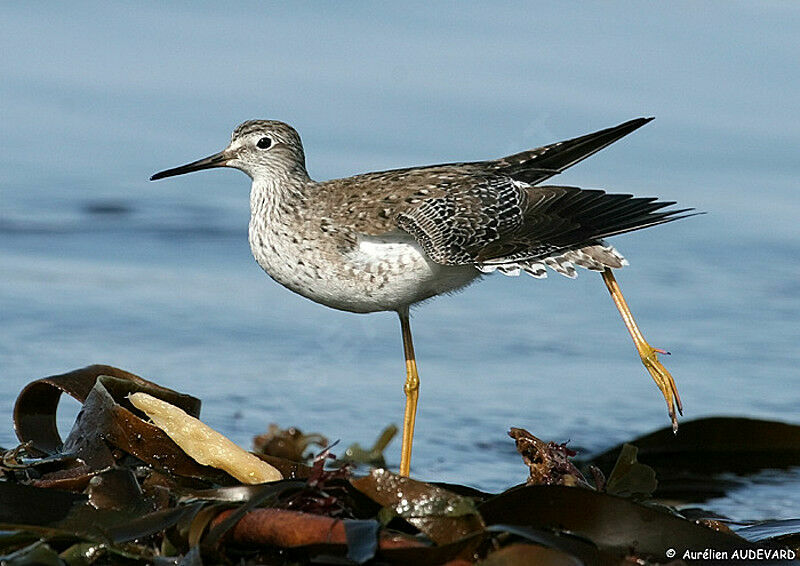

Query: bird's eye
left=256, top=137, right=272, bottom=149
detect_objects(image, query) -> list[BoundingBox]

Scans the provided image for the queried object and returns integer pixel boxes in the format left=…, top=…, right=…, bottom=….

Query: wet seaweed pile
left=1, top=365, right=799, bottom=565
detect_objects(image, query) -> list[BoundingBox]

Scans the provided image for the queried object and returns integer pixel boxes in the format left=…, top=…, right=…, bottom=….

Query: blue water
left=2, top=4, right=799, bottom=521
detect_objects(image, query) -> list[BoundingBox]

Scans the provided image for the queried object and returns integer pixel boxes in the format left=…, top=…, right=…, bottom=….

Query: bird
left=151, top=117, right=692, bottom=477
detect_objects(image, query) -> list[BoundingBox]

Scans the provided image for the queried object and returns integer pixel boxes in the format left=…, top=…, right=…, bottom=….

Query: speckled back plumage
left=311, top=118, right=692, bottom=272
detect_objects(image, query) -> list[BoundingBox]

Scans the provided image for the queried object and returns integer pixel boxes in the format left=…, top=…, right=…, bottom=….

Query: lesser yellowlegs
left=151, top=117, right=691, bottom=476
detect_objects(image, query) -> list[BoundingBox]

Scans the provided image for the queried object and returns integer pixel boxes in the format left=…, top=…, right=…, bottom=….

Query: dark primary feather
left=487, top=116, right=654, bottom=185
left=478, top=187, right=693, bottom=265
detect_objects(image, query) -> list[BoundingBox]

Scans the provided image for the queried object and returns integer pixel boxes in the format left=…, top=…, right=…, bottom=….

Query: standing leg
left=601, top=269, right=683, bottom=432
left=397, top=306, right=419, bottom=476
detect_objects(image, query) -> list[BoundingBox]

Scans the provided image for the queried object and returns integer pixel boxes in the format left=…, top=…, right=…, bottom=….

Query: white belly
left=249, top=227, right=479, bottom=314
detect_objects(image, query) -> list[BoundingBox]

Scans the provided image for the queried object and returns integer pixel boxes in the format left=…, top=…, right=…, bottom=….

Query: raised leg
left=397, top=307, right=420, bottom=476
left=601, top=269, right=683, bottom=432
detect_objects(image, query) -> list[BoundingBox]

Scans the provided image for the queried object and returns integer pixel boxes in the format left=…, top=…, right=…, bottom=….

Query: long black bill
left=150, top=150, right=230, bottom=181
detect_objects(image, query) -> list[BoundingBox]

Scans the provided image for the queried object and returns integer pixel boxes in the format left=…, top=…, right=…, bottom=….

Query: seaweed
left=1, top=365, right=798, bottom=565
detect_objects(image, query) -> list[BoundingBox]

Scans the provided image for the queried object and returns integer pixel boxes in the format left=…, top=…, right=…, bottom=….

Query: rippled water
left=2, top=4, right=799, bottom=521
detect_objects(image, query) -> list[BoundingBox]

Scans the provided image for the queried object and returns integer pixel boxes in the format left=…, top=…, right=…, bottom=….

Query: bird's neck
left=249, top=169, right=311, bottom=222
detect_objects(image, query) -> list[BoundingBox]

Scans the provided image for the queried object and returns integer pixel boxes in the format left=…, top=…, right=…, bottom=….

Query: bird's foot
left=638, top=343, right=683, bottom=433
left=601, top=269, right=684, bottom=433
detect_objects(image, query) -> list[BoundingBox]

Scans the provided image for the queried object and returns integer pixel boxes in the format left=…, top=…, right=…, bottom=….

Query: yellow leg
left=397, top=307, right=419, bottom=476
left=601, top=269, right=683, bottom=432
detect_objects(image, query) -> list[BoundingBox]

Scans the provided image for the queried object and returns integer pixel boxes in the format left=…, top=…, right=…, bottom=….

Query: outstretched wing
left=321, top=117, right=692, bottom=267
left=390, top=117, right=694, bottom=266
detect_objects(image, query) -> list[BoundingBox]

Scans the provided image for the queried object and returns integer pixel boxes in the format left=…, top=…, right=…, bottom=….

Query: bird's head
left=151, top=120, right=307, bottom=182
